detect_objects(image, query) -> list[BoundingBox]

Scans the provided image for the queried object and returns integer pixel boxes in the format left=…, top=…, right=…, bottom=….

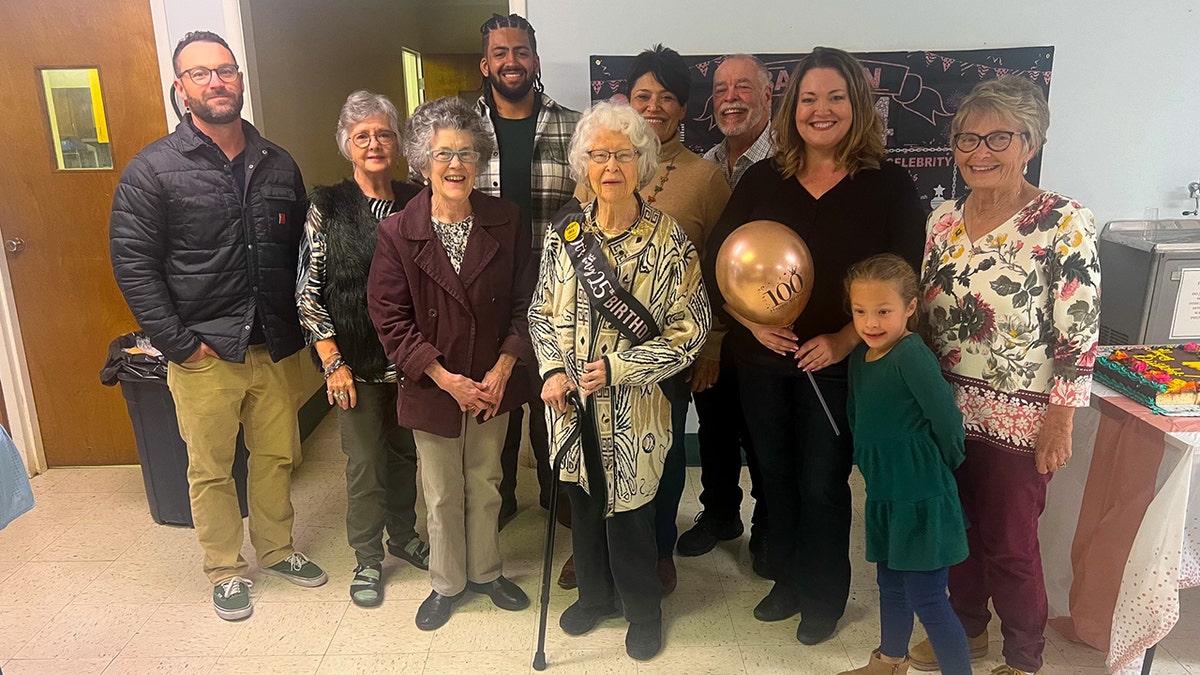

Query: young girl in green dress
left=839, top=254, right=971, bottom=675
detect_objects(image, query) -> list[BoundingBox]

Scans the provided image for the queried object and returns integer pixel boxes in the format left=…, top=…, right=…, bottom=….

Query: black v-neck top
left=703, top=158, right=927, bottom=375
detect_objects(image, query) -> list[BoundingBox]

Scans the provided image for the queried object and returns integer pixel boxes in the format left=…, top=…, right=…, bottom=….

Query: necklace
left=645, top=162, right=676, bottom=203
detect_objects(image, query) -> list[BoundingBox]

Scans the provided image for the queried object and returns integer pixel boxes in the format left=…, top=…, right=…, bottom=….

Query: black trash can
left=103, top=333, right=249, bottom=527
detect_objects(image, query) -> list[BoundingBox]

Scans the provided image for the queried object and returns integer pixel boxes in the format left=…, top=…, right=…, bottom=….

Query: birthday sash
left=551, top=199, right=662, bottom=346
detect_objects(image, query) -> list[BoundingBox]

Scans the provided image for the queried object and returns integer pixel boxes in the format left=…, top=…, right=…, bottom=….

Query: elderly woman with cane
left=528, top=100, right=710, bottom=661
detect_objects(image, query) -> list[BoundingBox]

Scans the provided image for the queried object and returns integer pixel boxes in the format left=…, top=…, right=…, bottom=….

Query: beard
left=187, top=88, right=244, bottom=125
left=487, top=67, right=535, bottom=102
left=716, top=103, right=768, bottom=137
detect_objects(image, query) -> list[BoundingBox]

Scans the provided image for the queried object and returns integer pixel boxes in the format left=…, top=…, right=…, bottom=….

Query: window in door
left=39, top=68, right=113, bottom=170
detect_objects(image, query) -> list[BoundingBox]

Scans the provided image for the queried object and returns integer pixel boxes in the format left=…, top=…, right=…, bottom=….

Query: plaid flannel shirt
left=475, top=93, right=581, bottom=250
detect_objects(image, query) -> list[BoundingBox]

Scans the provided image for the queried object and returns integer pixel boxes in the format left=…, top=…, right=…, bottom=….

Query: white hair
left=568, top=100, right=660, bottom=190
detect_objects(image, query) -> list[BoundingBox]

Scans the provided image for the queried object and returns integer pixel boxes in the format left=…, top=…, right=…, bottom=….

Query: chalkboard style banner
left=590, top=46, right=1054, bottom=212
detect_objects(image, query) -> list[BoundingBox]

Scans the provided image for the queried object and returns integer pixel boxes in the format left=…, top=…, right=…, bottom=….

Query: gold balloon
left=716, top=220, right=814, bottom=326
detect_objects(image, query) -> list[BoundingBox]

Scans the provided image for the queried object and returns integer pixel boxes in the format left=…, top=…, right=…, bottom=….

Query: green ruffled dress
left=847, top=334, right=968, bottom=571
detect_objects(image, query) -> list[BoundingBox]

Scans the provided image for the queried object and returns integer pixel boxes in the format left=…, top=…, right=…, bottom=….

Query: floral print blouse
left=921, top=191, right=1101, bottom=455
left=431, top=215, right=474, bottom=274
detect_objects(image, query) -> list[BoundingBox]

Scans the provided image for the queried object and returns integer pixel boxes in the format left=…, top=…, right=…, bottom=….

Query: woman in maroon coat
left=367, top=96, right=536, bottom=631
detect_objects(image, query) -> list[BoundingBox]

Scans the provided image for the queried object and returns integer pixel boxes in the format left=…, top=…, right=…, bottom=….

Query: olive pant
left=337, top=381, right=419, bottom=566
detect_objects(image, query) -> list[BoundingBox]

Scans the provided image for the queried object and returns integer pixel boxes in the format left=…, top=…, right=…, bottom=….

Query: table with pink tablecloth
left=1040, top=383, right=1200, bottom=673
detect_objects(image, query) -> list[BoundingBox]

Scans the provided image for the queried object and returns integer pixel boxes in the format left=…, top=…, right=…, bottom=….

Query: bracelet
left=323, top=357, right=349, bottom=379
left=320, top=351, right=342, bottom=369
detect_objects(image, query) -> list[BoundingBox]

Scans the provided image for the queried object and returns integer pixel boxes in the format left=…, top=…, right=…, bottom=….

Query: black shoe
left=625, top=617, right=663, bottom=660
left=795, top=616, right=838, bottom=645
left=559, top=600, right=621, bottom=635
left=466, top=576, right=529, bottom=611
left=676, top=512, right=744, bottom=557
left=415, top=590, right=465, bottom=631
left=753, top=584, right=802, bottom=622
left=750, top=542, right=773, bottom=580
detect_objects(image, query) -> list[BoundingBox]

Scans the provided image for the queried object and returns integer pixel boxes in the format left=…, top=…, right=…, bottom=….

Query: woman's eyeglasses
left=427, top=149, right=481, bottom=163
left=952, top=130, right=1027, bottom=153
left=351, top=130, right=397, bottom=148
left=585, top=149, right=639, bottom=164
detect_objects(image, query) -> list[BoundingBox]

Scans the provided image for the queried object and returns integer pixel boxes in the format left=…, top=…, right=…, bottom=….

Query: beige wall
left=244, top=0, right=505, bottom=189
left=244, top=0, right=414, bottom=188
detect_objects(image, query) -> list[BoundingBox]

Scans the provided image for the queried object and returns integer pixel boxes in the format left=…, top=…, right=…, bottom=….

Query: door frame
left=0, top=241, right=45, bottom=475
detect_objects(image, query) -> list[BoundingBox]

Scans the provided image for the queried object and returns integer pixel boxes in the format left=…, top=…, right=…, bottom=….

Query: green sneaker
left=262, top=552, right=328, bottom=587
left=213, top=576, right=253, bottom=621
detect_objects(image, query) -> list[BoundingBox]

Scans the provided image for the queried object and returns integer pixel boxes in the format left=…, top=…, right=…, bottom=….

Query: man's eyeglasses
left=179, top=65, right=240, bottom=86
left=952, top=130, right=1027, bottom=153
left=428, top=149, right=481, bottom=163
left=351, top=130, right=397, bottom=148
left=586, top=149, right=639, bottom=164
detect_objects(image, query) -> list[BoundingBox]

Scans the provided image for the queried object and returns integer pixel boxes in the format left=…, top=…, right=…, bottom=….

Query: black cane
left=532, top=391, right=582, bottom=671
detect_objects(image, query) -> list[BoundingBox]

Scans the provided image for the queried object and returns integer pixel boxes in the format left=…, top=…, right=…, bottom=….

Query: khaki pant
left=413, top=413, right=508, bottom=596
left=167, top=345, right=303, bottom=583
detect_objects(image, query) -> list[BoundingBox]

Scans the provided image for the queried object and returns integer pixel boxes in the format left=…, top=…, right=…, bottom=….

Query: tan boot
left=838, top=650, right=909, bottom=675
left=990, top=665, right=1039, bottom=675
left=909, top=632, right=989, bottom=671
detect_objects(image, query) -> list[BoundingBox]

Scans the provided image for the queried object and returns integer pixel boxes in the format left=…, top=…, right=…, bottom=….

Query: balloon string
left=806, top=370, right=841, bottom=436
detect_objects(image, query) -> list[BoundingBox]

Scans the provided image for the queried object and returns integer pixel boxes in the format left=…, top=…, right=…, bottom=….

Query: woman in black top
left=704, top=46, right=926, bottom=645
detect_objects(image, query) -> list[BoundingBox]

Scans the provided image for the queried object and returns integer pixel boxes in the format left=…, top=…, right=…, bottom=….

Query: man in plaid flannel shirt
left=475, top=15, right=580, bottom=577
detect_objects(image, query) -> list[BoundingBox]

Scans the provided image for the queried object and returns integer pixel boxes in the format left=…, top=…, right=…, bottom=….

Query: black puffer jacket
left=110, top=118, right=308, bottom=364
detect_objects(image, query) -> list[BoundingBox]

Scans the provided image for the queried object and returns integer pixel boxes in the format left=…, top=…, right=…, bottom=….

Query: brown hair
left=771, top=46, right=884, bottom=180
left=844, top=254, right=920, bottom=331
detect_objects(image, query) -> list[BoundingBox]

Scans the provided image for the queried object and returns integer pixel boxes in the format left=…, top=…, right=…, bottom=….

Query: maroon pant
left=949, top=440, right=1052, bottom=673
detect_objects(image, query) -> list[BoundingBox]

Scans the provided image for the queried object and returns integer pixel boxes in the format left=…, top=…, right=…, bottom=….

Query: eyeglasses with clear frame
left=351, top=130, right=397, bottom=148
left=427, top=149, right=481, bottom=163
left=952, top=130, right=1027, bottom=153
left=180, top=64, right=240, bottom=86
left=585, top=149, right=640, bottom=164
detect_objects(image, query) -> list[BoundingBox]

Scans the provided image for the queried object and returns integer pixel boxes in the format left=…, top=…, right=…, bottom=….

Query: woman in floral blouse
left=916, top=76, right=1100, bottom=675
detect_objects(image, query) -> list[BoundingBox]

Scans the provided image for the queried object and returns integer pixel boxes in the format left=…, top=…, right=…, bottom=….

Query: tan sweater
left=577, top=133, right=731, bottom=359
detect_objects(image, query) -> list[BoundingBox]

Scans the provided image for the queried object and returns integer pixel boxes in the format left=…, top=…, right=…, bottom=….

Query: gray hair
left=951, top=76, right=1050, bottom=152
left=568, top=100, right=660, bottom=191
left=335, top=90, right=400, bottom=161
left=717, top=53, right=772, bottom=89
left=403, top=96, right=495, bottom=177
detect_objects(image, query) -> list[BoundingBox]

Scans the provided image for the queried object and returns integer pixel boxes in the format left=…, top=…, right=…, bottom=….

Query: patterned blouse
left=297, top=196, right=396, bottom=383
left=920, top=191, right=1101, bottom=455
left=431, top=215, right=474, bottom=274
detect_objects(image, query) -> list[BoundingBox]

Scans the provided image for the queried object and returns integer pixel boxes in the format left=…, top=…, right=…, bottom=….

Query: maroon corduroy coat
left=367, top=188, right=535, bottom=438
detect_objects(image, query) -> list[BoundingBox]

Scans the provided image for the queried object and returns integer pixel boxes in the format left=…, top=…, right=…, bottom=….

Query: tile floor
left=1, top=414, right=1197, bottom=674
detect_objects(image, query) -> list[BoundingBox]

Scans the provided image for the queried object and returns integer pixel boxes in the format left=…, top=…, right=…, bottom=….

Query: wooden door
left=0, top=0, right=167, bottom=465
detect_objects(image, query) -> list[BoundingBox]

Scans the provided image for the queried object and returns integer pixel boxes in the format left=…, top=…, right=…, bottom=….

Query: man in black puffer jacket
left=109, top=30, right=326, bottom=622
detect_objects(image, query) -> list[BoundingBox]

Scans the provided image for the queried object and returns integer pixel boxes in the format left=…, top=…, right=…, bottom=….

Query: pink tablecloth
left=1041, top=384, right=1200, bottom=673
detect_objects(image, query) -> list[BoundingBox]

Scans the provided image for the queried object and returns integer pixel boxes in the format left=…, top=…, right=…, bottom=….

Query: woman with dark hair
left=577, top=44, right=732, bottom=594
left=297, top=90, right=427, bottom=607
left=704, top=46, right=926, bottom=645
left=368, top=96, right=535, bottom=631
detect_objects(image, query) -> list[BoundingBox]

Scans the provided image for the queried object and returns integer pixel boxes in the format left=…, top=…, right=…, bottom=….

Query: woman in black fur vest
left=296, top=90, right=426, bottom=606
